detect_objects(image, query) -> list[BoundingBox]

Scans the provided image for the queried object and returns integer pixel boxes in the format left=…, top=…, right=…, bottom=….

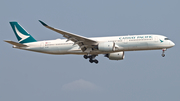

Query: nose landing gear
left=162, top=48, right=166, bottom=57
left=84, top=55, right=99, bottom=64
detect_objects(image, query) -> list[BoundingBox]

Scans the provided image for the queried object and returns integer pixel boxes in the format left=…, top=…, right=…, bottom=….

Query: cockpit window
left=164, top=38, right=170, bottom=40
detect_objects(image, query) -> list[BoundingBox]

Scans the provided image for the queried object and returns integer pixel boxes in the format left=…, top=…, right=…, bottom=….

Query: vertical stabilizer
left=9, top=22, right=37, bottom=43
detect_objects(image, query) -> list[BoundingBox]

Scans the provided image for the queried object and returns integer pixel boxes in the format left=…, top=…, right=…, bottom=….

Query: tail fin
left=9, top=22, right=37, bottom=43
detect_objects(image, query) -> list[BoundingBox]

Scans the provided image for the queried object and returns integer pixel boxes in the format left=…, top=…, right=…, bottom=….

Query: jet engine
left=98, top=42, right=115, bottom=51
left=105, top=52, right=125, bottom=60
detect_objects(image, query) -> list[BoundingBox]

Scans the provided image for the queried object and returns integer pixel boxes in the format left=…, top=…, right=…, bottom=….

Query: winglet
left=39, top=20, right=48, bottom=26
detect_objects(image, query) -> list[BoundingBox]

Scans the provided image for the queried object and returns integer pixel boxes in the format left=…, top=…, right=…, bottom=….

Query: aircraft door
left=40, top=42, right=45, bottom=49
left=154, top=36, right=158, bottom=42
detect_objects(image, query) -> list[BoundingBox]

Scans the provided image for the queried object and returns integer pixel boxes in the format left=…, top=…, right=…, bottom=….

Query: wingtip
left=39, top=20, right=48, bottom=26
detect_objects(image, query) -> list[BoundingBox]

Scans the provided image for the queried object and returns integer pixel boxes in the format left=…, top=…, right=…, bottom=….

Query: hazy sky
left=1, top=0, right=180, bottom=101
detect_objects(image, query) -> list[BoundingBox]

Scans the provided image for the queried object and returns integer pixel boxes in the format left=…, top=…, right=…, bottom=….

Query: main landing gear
left=84, top=55, right=99, bottom=64
left=162, top=48, right=166, bottom=57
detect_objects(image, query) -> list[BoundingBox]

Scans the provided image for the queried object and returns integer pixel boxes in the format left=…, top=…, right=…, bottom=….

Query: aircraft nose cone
left=170, top=41, right=175, bottom=47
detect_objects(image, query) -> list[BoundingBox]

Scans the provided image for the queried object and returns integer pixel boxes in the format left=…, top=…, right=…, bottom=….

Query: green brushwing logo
left=160, top=39, right=163, bottom=43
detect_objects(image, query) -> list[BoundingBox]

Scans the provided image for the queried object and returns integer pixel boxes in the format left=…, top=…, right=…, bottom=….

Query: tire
left=89, top=59, right=93, bottom=63
left=94, top=60, right=98, bottom=64
left=84, top=55, right=88, bottom=59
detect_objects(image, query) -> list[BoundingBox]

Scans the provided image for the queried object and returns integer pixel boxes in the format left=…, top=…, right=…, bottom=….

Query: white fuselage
left=17, top=34, right=175, bottom=55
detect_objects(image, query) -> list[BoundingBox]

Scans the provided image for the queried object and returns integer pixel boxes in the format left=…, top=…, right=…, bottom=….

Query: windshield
left=164, top=38, right=170, bottom=40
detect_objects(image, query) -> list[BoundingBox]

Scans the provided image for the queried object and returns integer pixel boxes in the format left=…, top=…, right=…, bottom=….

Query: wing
left=39, top=20, right=98, bottom=52
left=4, top=40, right=28, bottom=47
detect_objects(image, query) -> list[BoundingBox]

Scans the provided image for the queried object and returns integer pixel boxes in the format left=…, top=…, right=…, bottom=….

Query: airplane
left=4, top=20, right=175, bottom=64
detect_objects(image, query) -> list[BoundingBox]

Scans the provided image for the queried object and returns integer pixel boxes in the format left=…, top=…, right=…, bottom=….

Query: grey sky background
left=1, top=0, right=180, bottom=101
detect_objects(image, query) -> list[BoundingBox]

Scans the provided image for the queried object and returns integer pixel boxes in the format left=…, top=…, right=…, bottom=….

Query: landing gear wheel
left=161, top=48, right=166, bottom=57
left=85, top=55, right=99, bottom=64
left=162, top=54, right=165, bottom=57
left=84, top=55, right=88, bottom=59
left=94, top=60, right=99, bottom=64
left=89, top=59, right=93, bottom=63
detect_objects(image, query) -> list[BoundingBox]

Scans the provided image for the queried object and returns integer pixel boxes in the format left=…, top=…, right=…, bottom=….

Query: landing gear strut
left=84, top=55, right=99, bottom=64
left=162, top=48, right=166, bottom=57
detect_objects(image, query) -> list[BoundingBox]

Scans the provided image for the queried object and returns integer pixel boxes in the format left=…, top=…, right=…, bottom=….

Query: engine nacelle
left=105, top=52, right=125, bottom=60
left=98, top=42, right=115, bottom=51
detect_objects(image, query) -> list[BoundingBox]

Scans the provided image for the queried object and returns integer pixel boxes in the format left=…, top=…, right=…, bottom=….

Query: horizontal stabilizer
left=4, top=40, right=28, bottom=47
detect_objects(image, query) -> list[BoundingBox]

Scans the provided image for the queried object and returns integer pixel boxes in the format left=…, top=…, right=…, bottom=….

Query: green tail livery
left=9, top=22, right=36, bottom=43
